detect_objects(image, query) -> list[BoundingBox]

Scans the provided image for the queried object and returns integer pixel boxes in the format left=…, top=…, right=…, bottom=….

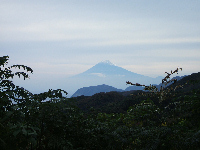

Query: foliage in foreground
left=0, top=56, right=200, bottom=150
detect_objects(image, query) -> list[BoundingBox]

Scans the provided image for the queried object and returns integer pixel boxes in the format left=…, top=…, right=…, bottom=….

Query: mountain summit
left=99, top=60, right=116, bottom=66
left=69, top=61, right=163, bottom=94
left=77, top=60, right=141, bottom=77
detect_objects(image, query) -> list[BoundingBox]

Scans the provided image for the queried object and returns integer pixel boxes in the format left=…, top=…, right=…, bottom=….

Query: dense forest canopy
left=0, top=56, right=200, bottom=150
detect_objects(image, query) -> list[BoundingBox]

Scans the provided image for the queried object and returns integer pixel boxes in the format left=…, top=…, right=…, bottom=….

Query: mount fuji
left=67, top=60, right=163, bottom=97
left=74, top=60, right=143, bottom=77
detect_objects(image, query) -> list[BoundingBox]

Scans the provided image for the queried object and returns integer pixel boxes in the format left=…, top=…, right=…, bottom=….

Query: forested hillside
left=1, top=56, right=200, bottom=150
left=71, top=84, right=123, bottom=97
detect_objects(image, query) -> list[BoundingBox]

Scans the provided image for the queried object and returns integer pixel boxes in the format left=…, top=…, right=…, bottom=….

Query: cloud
left=0, top=0, right=200, bottom=80
left=1, top=1, right=199, bottom=45
left=122, top=60, right=200, bottom=78
left=84, top=38, right=200, bottom=47
left=90, top=73, right=106, bottom=77
left=21, top=62, right=92, bottom=77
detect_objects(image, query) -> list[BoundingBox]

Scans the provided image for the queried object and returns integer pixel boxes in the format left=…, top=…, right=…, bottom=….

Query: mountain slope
left=71, top=84, right=123, bottom=97
left=72, top=71, right=200, bottom=114
left=71, top=74, right=188, bottom=97
left=77, top=60, right=142, bottom=77
left=166, top=72, right=200, bottom=92
left=69, top=60, right=163, bottom=93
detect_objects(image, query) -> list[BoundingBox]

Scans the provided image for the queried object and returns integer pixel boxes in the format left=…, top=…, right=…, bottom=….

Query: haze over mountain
left=74, top=60, right=145, bottom=78
left=71, top=75, right=186, bottom=97
left=11, top=59, right=188, bottom=98
left=67, top=60, right=164, bottom=97
left=71, top=60, right=162, bottom=82
left=71, top=84, right=123, bottom=97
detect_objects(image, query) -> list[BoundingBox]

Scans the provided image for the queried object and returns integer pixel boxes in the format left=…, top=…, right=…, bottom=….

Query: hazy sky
left=1, top=0, right=200, bottom=94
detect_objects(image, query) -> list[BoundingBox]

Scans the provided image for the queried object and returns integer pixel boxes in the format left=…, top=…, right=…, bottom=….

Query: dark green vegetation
left=1, top=56, right=200, bottom=150
left=71, top=84, right=124, bottom=97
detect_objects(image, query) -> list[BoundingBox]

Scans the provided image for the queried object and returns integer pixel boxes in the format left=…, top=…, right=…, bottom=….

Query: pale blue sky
left=1, top=0, right=200, bottom=95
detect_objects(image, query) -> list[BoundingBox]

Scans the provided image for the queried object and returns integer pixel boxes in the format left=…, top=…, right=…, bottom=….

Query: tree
left=0, top=56, right=69, bottom=149
left=0, top=56, right=34, bottom=149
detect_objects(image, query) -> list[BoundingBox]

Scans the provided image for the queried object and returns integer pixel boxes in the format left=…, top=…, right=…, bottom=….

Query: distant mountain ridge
left=71, top=75, right=187, bottom=97
left=71, top=84, right=123, bottom=97
left=72, top=72, right=200, bottom=114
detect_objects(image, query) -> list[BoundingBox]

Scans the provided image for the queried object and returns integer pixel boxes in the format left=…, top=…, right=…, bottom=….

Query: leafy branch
left=126, top=67, right=183, bottom=102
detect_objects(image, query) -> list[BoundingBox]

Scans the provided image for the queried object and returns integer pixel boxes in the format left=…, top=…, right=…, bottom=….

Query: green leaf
left=13, top=129, right=21, bottom=137
left=22, top=127, right=27, bottom=135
